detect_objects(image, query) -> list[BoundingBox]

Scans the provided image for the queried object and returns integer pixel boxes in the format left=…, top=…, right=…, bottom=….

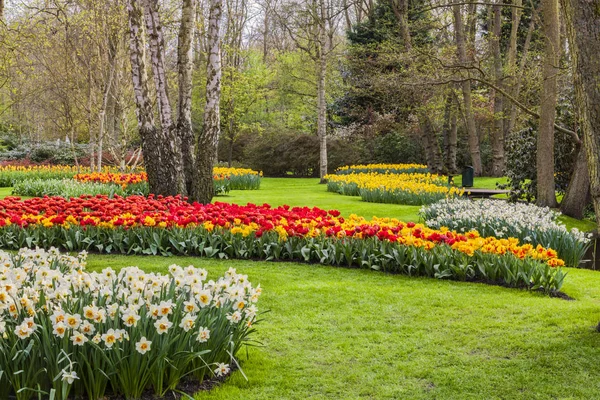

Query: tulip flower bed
left=1, top=165, right=262, bottom=192
left=326, top=172, right=463, bottom=205
left=420, top=198, right=592, bottom=268
left=0, top=247, right=261, bottom=400
left=335, top=163, right=429, bottom=175
left=0, top=195, right=566, bottom=292
left=13, top=178, right=150, bottom=198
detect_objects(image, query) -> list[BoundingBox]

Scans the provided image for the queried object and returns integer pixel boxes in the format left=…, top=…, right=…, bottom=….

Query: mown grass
left=2, top=177, right=600, bottom=398
left=85, top=254, right=600, bottom=400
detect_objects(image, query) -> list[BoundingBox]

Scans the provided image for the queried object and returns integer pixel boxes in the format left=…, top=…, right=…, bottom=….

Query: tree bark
left=507, top=3, right=536, bottom=136
left=391, top=0, right=412, bottom=50
left=561, top=0, right=600, bottom=229
left=453, top=2, right=482, bottom=176
left=317, top=0, right=328, bottom=184
left=491, top=2, right=505, bottom=176
left=536, top=0, right=560, bottom=207
left=503, top=0, right=522, bottom=137
left=442, top=90, right=458, bottom=174
left=126, top=0, right=162, bottom=193
left=177, top=0, right=197, bottom=195
left=192, top=0, right=223, bottom=203
left=143, top=0, right=186, bottom=196
left=560, top=145, right=590, bottom=219
left=422, top=117, right=443, bottom=173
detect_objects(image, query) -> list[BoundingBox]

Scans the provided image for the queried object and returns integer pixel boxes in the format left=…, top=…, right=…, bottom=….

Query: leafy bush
left=0, top=247, right=262, bottom=400
left=420, top=198, right=592, bottom=268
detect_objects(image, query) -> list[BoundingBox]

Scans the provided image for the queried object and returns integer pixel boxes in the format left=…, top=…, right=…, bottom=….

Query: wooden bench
left=460, top=188, right=510, bottom=199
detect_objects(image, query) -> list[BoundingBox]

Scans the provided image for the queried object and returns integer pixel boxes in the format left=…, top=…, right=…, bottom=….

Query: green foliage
left=501, top=119, right=577, bottom=202
left=12, top=179, right=149, bottom=198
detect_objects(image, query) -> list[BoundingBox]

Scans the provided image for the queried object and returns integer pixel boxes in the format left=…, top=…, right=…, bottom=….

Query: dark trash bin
left=462, top=166, right=474, bottom=188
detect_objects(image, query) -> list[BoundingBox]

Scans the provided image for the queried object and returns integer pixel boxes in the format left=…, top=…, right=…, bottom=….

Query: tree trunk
left=177, top=0, right=197, bottom=196
left=503, top=0, right=522, bottom=137
left=453, top=3, right=482, bottom=176
left=391, top=0, right=412, bottom=50
left=126, top=0, right=162, bottom=192
left=561, top=145, right=590, bottom=219
left=192, top=0, right=222, bottom=204
left=317, top=49, right=328, bottom=183
left=561, top=0, right=600, bottom=229
left=144, top=0, right=186, bottom=196
left=536, top=0, right=560, bottom=207
left=507, top=4, right=536, bottom=136
left=491, top=2, right=505, bottom=176
left=442, top=90, right=458, bottom=174
left=422, top=117, right=443, bottom=173
left=317, top=0, right=328, bottom=184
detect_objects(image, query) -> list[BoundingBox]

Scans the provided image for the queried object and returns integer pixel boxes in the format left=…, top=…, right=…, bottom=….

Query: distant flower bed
left=0, top=247, right=262, bottom=400
left=0, top=196, right=566, bottom=292
left=214, top=167, right=262, bottom=190
left=420, top=198, right=592, bottom=268
left=13, top=178, right=150, bottom=198
left=0, top=165, right=262, bottom=192
left=335, top=163, right=429, bottom=175
left=325, top=172, right=463, bottom=205
left=74, top=172, right=148, bottom=187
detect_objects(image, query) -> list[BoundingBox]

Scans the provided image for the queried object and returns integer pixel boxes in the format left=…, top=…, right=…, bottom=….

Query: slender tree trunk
left=144, top=0, right=186, bottom=196
left=491, top=2, right=505, bottom=176
left=508, top=4, right=536, bottom=135
left=536, top=0, right=560, bottom=207
left=126, top=0, right=162, bottom=192
left=453, top=3, right=482, bottom=176
left=561, top=0, right=600, bottom=229
left=442, top=90, right=458, bottom=173
left=317, top=0, right=328, bottom=184
left=192, top=0, right=223, bottom=203
left=177, top=0, right=197, bottom=196
left=422, top=117, right=443, bottom=173
left=317, top=50, right=328, bottom=183
left=561, top=145, right=590, bottom=219
left=504, top=0, right=522, bottom=137
left=391, top=0, right=412, bottom=50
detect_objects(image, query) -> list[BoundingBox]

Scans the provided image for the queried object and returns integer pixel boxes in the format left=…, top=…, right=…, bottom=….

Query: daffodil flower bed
left=325, top=172, right=463, bottom=205
left=335, top=163, right=429, bottom=175
left=0, top=195, right=566, bottom=292
left=420, top=198, right=592, bottom=268
left=0, top=247, right=262, bottom=400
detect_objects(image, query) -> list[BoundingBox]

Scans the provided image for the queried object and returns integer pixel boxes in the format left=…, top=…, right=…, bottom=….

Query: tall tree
left=536, top=0, right=560, bottom=207
left=192, top=0, right=223, bottom=203
left=561, top=0, right=600, bottom=228
left=453, top=2, right=482, bottom=176
left=490, top=1, right=504, bottom=177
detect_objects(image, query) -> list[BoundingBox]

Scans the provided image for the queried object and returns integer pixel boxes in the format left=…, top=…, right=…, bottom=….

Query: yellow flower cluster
left=326, top=172, right=463, bottom=197
left=336, top=163, right=428, bottom=173
left=213, top=167, right=262, bottom=177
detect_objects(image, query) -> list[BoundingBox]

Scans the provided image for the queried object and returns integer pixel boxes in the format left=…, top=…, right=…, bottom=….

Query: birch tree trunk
left=177, top=0, right=197, bottom=195
left=561, top=0, right=600, bottom=229
left=126, top=0, right=162, bottom=192
left=453, top=3, right=482, bottom=176
left=192, top=0, right=222, bottom=203
left=490, top=2, right=505, bottom=176
left=143, top=0, right=186, bottom=196
left=536, top=0, right=559, bottom=207
left=317, top=0, right=328, bottom=184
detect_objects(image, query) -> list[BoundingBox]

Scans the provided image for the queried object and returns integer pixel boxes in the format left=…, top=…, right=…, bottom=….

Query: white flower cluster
left=420, top=198, right=592, bottom=267
left=421, top=198, right=589, bottom=241
left=0, top=247, right=261, bottom=393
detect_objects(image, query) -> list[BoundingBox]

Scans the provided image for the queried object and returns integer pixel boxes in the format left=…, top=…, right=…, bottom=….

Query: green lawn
left=84, top=255, right=600, bottom=400
left=2, top=178, right=600, bottom=398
